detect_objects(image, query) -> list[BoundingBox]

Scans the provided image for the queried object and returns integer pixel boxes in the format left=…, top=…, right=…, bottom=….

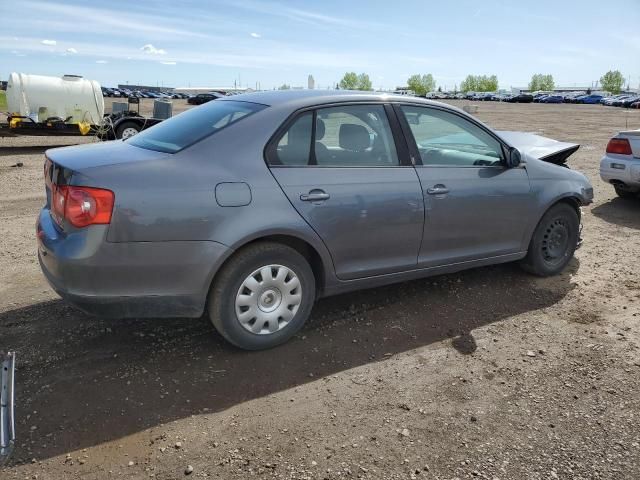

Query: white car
left=600, top=130, right=640, bottom=198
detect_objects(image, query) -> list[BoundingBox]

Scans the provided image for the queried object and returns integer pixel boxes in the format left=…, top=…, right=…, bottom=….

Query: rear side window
left=127, top=100, right=266, bottom=153
left=315, top=105, right=398, bottom=167
left=273, top=113, right=313, bottom=166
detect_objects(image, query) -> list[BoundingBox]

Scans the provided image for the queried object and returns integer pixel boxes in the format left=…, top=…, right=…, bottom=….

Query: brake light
left=51, top=185, right=114, bottom=228
left=606, top=138, right=632, bottom=155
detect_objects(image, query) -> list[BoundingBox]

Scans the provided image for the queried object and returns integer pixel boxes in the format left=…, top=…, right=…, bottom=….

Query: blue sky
left=1, top=0, right=639, bottom=90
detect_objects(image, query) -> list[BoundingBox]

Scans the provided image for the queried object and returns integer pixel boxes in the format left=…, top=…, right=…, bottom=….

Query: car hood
left=497, top=131, right=580, bottom=165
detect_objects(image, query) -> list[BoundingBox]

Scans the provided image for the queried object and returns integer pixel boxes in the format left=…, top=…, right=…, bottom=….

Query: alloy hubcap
left=235, top=265, right=302, bottom=335
left=541, top=218, right=570, bottom=263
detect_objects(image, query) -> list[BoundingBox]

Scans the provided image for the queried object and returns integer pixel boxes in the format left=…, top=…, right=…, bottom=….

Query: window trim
left=264, top=101, right=413, bottom=168
left=392, top=103, right=509, bottom=168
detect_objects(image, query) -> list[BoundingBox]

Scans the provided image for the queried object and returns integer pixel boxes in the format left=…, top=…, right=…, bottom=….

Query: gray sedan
left=37, top=91, right=593, bottom=350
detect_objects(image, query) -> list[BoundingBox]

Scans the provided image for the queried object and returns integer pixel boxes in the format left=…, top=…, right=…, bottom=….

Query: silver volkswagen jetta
left=37, top=91, right=593, bottom=350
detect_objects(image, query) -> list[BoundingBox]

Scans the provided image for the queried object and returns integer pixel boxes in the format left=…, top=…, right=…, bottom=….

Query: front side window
left=127, top=100, right=265, bottom=153
left=400, top=106, right=504, bottom=167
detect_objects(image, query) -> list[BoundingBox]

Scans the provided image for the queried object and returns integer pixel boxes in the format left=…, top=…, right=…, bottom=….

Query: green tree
left=339, top=72, right=359, bottom=90
left=278, top=84, right=291, bottom=90
left=460, top=74, right=498, bottom=92
left=406, top=74, right=436, bottom=96
left=600, top=70, right=624, bottom=94
left=528, top=74, right=555, bottom=92
left=478, top=75, right=498, bottom=92
left=357, top=73, right=373, bottom=91
left=460, top=75, right=476, bottom=93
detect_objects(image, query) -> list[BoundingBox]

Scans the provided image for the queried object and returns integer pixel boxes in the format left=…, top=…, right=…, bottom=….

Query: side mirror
left=506, top=147, right=522, bottom=168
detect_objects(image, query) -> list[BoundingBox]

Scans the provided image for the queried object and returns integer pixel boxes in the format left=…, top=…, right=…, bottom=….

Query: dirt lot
left=1, top=100, right=640, bottom=479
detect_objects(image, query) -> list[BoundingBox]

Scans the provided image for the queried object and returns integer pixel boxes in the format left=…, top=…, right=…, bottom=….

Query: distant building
left=173, top=87, right=253, bottom=95
left=308, top=75, right=315, bottom=90
left=118, top=84, right=173, bottom=93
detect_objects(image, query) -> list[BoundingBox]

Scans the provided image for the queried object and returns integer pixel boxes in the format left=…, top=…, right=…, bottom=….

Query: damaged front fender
left=497, top=131, right=580, bottom=165
left=1, top=352, right=15, bottom=465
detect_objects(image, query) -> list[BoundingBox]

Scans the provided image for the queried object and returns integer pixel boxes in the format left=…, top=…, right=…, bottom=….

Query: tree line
left=286, top=70, right=629, bottom=95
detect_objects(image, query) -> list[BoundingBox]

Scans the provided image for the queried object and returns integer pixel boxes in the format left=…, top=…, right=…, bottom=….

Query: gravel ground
left=1, top=100, right=639, bottom=479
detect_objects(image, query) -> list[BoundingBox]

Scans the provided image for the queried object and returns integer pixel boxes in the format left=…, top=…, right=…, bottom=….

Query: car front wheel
left=208, top=242, right=315, bottom=350
left=520, top=203, right=579, bottom=277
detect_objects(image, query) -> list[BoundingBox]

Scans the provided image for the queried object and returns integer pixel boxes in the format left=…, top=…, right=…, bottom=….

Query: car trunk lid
left=45, top=140, right=171, bottom=173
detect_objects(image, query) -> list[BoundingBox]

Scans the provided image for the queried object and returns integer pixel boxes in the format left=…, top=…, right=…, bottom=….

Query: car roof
left=218, top=89, right=447, bottom=109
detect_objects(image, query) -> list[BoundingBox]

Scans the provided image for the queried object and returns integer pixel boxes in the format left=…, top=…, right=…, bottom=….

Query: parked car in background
left=577, top=94, right=603, bottom=104
left=603, top=94, right=628, bottom=106
left=600, top=129, right=640, bottom=198
left=610, top=95, right=636, bottom=107
left=507, top=93, right=534, bottom=103
left=541, top=95, right=564, bottom=104
left=620, top=96, right=640, bottom=108
left=187, top=92, right=225, bottom=105
left=37, top=90, right=593, bottom=350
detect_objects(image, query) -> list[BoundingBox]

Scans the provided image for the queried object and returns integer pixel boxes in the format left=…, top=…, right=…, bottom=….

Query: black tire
left=115, top=121, right=141, bottom=140
left=208, top=242, right=316, bottom=350
left=520, top=203, right=579, bottom=277
left=614, top=185, right=637, bottom=199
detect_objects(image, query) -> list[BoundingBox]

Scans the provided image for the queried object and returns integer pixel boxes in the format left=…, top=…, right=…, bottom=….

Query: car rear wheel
left=520, top=203, right=579, bottom=277
left=614, top=185, right=637, bottom=199
left=208, top=242, right=315, bottom=350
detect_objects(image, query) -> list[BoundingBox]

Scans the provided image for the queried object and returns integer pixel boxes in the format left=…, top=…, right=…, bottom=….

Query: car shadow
left=0, top=261, right=578, bottom=464
left=591, top=197, right=640, bottom=230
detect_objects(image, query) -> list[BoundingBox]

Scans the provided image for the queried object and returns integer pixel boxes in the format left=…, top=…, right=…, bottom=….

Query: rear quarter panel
left=81, top=106, right=339, bottom=290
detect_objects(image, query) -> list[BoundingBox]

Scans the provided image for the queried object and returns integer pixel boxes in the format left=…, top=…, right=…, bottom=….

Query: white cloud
left=141, top=44, right=166, bottom=55
left=0, top=35, right=371, bottom=70
left=95, top=60, right=108, bottom=64
left=41, top=39, right=56, bottom=46
left=66, top=47, right=77, bottom=54
left=250, top=32, right=261, bottom=38
left=160, top=61, right=177, bottom=65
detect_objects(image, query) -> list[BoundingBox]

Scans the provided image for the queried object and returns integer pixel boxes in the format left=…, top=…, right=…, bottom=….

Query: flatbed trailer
left=1, top=97, right=166, bottom=140
left=0, top=112, right=163, bottom=140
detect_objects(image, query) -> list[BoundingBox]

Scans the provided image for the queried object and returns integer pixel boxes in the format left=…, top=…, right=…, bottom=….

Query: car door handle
left=300, top=190, right=330, bottom=202
left=426, top=185, right=450, bottom=195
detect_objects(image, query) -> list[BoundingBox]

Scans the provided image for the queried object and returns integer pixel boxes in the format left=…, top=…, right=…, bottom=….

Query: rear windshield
left=127, top=100, right=266, bottom=153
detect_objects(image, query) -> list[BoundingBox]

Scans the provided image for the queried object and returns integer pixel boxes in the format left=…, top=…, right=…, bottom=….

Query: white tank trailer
left=6, top=73, right=104, bottom=124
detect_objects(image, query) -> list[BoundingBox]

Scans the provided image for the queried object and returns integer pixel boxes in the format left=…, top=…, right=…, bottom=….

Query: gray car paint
left=37, top=90, right=593, bottom=318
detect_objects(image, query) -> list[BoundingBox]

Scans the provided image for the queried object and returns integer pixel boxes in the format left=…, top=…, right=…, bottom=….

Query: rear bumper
left=36, top=208, right=231, bottom=318
left=600, top=154, right=640, bottom=190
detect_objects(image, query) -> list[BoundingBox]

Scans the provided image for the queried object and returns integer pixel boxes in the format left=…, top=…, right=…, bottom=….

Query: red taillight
left=606, top=138, right=632, bottom=155
left=51, top=185, right=114, bottom=228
